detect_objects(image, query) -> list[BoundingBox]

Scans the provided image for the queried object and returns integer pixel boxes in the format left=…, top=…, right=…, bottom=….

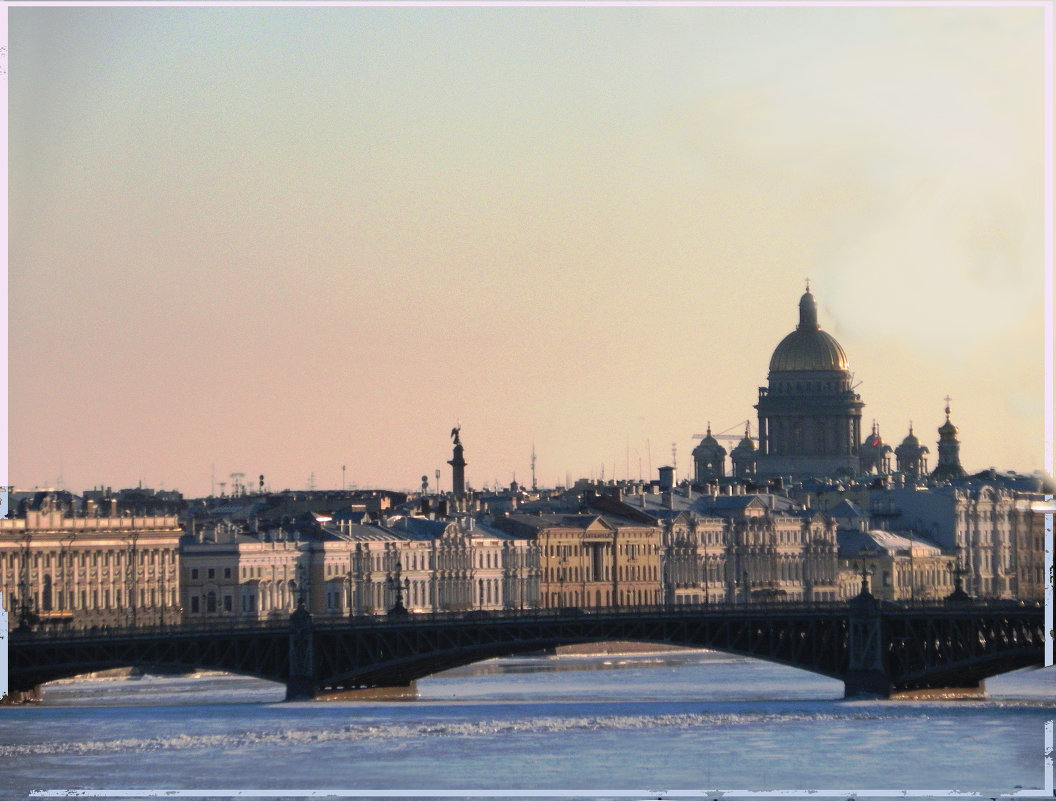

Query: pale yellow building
left=0, top=502, right=182, bottom=629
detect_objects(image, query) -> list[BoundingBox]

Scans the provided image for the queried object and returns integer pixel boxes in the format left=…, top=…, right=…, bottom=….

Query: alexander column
left=448, top=425, right=467, bottom=497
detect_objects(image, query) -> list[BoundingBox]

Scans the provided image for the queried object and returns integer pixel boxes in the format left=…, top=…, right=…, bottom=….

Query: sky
left=3, top=3, right=1053, bottom=497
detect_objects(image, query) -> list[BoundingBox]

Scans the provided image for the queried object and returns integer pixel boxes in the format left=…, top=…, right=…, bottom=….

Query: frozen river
left=1, top=648, right=1053, bottom=800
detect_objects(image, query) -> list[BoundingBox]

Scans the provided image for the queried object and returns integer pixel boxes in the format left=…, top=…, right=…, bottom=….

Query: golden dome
left=768, top=289, right=849, bottom=373
left=938, top=401, right=958, bottom=440
left=769, top=329, right=848, bottom=372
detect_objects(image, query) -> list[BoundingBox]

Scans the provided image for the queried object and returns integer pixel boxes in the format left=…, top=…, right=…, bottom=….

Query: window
left=208, top=568, right=215, bottom=579
left=223, top=595, right=232, bottom=612
left=191, top=568, right=199, bottom=580
left=191, top=596, right=200, bottom=613
left=224, top=567, right=232, bottom=579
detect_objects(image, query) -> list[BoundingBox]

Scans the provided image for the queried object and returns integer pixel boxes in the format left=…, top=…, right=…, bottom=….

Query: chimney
left=662, top=492, right=674, bottom=510
left=658, top=466, right=676, bottom=491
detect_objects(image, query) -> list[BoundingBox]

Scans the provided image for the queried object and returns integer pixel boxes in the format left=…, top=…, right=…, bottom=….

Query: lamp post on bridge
left=126, top=530, right=140, bottom=629
left=702, top=528, right=709, bottom=606
left=386, top=560, right=409, bottom=617
left=946, top=557, right=970, bottom=603
left=855, top=562, right=875, bottom=599
left=60, top=533, right=76, bottom=627
left=15, top=532, right=37, bottom=632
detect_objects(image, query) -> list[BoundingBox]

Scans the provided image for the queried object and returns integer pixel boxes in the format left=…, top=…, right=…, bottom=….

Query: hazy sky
left=4, top=3, right=1052, bottom=497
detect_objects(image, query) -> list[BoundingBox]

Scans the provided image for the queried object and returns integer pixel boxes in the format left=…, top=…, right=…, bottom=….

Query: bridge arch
left=10, top=603, right=1045, bottom=701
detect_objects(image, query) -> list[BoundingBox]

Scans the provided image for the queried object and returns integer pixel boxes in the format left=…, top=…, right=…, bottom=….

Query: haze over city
left=5, top=3, right=1052, bottom=497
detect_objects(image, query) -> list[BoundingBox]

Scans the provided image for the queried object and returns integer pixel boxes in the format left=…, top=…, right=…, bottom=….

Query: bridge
left=6, top=595, right=1045, bottom=702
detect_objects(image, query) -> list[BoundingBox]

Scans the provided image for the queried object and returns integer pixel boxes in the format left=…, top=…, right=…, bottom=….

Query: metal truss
left=7, top=602, right=1044, bottom=698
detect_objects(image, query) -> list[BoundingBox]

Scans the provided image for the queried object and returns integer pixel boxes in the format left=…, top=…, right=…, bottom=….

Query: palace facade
left=0, top=498, right=182, bottom=629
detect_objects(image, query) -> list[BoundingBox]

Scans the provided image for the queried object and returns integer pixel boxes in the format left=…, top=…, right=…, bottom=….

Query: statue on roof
left=451, top=425, right=461, bottom=446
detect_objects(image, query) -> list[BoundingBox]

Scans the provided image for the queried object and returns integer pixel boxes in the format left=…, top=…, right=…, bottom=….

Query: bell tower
left=931, top=398, right=965, bottom=481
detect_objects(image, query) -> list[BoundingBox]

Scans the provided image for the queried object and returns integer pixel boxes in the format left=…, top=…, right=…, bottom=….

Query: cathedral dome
left=768, top=291, right=848, bottom=372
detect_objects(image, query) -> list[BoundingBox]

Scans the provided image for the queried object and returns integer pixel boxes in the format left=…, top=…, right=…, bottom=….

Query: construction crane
left=692, top=420, right=758, bottom=445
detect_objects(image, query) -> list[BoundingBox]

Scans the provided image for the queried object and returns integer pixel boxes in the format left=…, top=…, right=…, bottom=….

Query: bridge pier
left=843, top=671, right=893, bottom=699
left=286, top=604, right=316, bottom=702
left=285, top=676, right=317, bottom=702
left=845, top=594, right=891, bottom=699
left=1, top=685, right=43, bottom=705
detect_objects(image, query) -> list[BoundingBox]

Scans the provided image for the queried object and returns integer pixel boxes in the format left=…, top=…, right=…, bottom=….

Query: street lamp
left=60, top=534, right=76, bottom=623
left=855, top=562, right=875, bottom=599
left=15, top=532, right=37, bottom=632
left=386, top=560, right=408, bottom=616
left=126, top=531, right=140, bottom=629
left=702, top=530, right=710, bottom=605
left=946, top=559, right=970, bottom=602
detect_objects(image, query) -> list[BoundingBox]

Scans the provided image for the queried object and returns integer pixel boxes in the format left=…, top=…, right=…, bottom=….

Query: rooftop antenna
left=672, top=442, right=677, bottom=472
left=531, top=444, right=537, bottom=491
left=211, top=464, right=215, bottom=497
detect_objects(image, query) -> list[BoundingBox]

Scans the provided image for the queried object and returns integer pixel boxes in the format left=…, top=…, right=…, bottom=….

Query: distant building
left=589, top=482, right=841, bottom=603
left=180, top=511, right=539, bottom=620
left=1, top=494, right=182, bottom=629
left=837, top=528, right=954, bottom=602
left=819, top=479, right=1047, bottom=601
left=494, top=511, right=662, bottom=609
